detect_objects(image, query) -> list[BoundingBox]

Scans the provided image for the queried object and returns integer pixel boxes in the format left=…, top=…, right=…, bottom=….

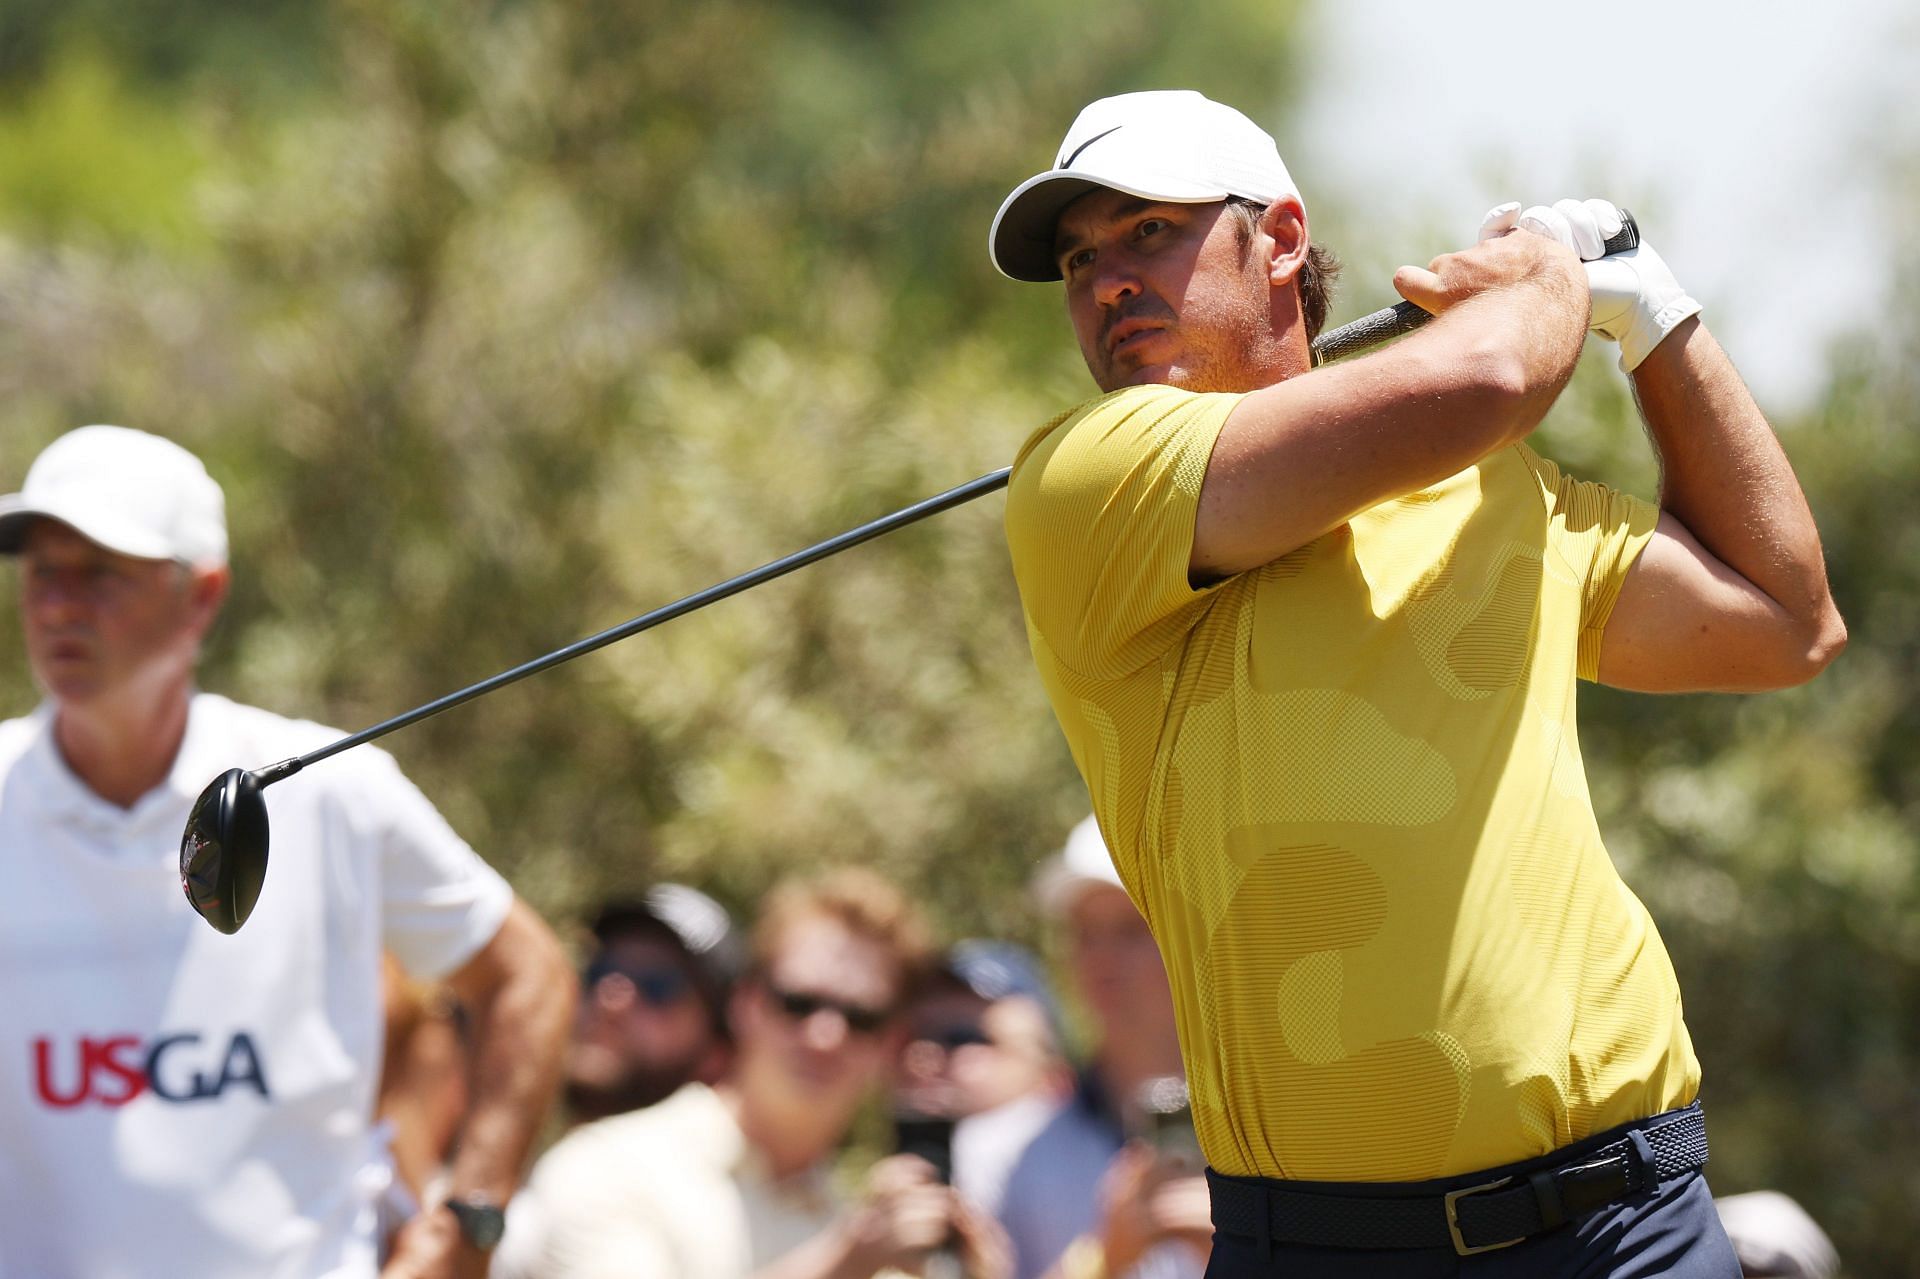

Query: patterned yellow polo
left=1005, top=384, right=1698, bottom=1182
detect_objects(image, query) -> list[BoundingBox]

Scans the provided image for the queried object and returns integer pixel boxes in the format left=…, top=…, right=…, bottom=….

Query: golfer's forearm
left=1632, top=318, right=1846, bottom=656
left=1196, top=276, right=1583, bottom=577
left=446, top=905, right=575, bottom=1202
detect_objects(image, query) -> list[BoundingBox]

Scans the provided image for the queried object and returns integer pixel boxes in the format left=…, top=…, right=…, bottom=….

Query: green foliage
left=0, top=3, right=1915, bottom=1272
left=0, top=0, right=1311, bottom=938
left=0, top=46, right=209, bottom=250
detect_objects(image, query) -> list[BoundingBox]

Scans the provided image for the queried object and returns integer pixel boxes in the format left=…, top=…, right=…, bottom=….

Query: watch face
left=447, top=1198, right=507, bottom=1251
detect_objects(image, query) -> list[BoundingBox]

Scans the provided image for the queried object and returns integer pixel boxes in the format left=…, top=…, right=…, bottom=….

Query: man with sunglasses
left=891, top=942, right=1072, bottom=1214
left=513, top=868, right=1010, bottom=1279
left=561, top=886, right=740, bottom=1126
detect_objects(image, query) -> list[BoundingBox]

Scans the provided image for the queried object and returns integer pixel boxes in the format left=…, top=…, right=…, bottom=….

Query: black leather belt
left=1207, top=1102, right=1709, bottom=1257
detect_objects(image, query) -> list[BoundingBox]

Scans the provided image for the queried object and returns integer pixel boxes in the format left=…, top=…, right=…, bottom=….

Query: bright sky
left=1294, top=0, right=1917, bottom=411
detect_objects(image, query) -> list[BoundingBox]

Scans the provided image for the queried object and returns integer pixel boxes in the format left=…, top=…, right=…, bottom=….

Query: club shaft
left=255, top=275, right=1538, bottom=786
left=269, top=468, right=1012, bottom=779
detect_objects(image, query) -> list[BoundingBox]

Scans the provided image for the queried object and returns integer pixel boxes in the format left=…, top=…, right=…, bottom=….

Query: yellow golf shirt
left=1005, top=384, right=1699, bottom=1182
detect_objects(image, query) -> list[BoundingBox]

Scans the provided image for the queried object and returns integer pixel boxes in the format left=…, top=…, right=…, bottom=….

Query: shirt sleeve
left=1004, top=385, right=1243, bottom=680
left=358, top=747, right=514, bottom=979
left=1520, top=448, right=1661, bottom=681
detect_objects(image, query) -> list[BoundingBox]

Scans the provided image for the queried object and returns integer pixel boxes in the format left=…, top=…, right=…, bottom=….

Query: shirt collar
left=23, top=692, right=226, bottom=834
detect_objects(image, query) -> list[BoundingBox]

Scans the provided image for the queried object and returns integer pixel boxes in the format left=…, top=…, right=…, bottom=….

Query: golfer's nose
left=1091, top=254, right=1141, bottom=309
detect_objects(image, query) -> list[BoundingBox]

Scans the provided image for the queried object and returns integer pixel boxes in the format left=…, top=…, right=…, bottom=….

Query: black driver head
left=179, top=767, right=270, bottom=935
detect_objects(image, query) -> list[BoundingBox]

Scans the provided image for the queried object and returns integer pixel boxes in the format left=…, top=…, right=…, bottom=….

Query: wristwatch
left=443, top=1193, right=507, bottom=1251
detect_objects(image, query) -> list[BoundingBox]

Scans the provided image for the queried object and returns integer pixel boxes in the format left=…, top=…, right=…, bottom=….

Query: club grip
left=1309, top=300, right=1428, bottom=364
left=1311, top=208, right=1641, bottom=365
left=1604, top=208, right=1639, bottom=255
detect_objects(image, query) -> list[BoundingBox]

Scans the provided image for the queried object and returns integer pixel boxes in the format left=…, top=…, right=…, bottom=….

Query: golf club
left=181, top=211, right=1638, bottom=933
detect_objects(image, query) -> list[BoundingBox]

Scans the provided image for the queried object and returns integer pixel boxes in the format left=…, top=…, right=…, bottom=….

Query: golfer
left=993, top=90, right=1844, bottom=1276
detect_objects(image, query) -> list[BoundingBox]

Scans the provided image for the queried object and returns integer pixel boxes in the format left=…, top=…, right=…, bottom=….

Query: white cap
left=989, top=89, right=1301, bottom=283
left=1715, top=1192, right=1840, bottom=1279
left=1032, top=814, right=1127, bottom=914
left=0, top=425, right=228, bottom=566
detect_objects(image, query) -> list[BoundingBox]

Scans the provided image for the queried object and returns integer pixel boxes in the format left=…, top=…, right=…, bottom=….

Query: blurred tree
left=0, top=0, right=1311, bottom=935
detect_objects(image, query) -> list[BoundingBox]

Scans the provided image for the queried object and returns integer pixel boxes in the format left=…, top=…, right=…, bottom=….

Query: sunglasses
left=916, top=1022, right=993, bottom=1052
left=766, top=983, right=894, bottom=1036
left=583, top=956, right=693, bottom=1008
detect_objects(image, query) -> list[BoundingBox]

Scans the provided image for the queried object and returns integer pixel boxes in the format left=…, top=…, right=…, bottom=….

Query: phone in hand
left=1131, top=1075, right=1204, bottom=1172
left=891, top=1109, right=957, bottom=1185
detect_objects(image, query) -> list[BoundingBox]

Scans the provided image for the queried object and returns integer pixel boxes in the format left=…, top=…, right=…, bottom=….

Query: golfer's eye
left=1135, top=217, right=1170, bottom=242
left=1061, top=246, right=1095, bottom=275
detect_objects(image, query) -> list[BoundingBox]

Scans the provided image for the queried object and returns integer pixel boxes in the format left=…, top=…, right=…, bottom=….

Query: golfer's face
left=17, top=521, right=210, bottom=708
left=1054, top=190, right=1278, bottom=394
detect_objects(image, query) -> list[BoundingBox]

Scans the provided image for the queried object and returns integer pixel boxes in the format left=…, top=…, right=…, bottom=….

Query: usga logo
left=32, top=1032, right=271, bottom=1108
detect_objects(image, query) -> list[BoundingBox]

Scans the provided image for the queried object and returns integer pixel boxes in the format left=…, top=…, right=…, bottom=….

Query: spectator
left=999, top=817, right=1210, bottom=1279
left=490, top=884, right=740, bottom=1276
left=0, top=425, right=575, bottom=1278
left=513, top=866, right=1010, bottom=1279
left=564, top=885, right=739, bottom=1126
left=893, top=941, right=1072, bottom=1213
left=1716, top=1192, right=1840, bottom=1278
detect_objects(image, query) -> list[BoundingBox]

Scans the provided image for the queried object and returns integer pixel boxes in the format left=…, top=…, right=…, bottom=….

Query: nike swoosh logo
left=1061, top=125, right=1123, bottom=169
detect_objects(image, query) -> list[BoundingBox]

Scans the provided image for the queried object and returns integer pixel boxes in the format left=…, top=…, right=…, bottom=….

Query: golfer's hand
left=1392, top=223, right=1585, bottom=319
left=1501, top=197, right=1702, bottom=370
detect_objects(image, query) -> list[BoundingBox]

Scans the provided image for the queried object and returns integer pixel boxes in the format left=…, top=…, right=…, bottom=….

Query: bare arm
left=384, top=899, right=574, bottom=1278
left=1191, top=229, right=1589, bottom=580
left=443, top=898, right=574, bottom=1199
left=1597, top=318, right=1847, bottom=691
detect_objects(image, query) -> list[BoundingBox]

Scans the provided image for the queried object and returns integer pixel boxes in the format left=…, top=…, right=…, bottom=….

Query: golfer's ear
left=1260, top=196, right=1309, bottom=288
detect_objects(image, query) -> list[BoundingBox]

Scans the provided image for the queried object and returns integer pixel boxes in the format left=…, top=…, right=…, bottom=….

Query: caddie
left=993, top=89, right=1846, bottom=1276
left=0, top=425, right=575, bottom=1278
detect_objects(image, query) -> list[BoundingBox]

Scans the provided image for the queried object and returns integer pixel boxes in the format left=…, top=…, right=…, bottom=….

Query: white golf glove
left=1482, top=198, right=1702, bottom=371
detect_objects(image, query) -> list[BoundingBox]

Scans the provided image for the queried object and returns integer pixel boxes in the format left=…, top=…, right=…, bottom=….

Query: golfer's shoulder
left=1008, top=384, right=1240, bottom=506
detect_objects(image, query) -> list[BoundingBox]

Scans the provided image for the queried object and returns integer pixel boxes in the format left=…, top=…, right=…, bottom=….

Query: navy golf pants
left=1205, top=1162, right=1740, bottom=1277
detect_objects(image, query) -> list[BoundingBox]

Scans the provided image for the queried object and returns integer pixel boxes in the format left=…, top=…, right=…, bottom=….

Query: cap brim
left=1031, top=854, right=1128, bottom=916
left=0, top=496, right=177, bottom=560
left=988, top=168, right=1232, bottom=283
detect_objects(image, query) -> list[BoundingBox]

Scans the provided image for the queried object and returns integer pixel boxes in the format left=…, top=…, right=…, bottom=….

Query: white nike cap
left=0, top=425, right=229, bottom=566
left=989, top=89, right=1302, bottom=283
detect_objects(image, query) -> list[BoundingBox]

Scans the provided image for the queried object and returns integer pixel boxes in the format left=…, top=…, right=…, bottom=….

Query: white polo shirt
left=0, top=692, right=513, bottom=1279
left=506, top=1082, right=840, bottom=1279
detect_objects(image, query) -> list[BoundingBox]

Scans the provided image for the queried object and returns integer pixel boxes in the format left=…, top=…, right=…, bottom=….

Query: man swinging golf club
left=993, top=89, right=1845, bottom=1275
